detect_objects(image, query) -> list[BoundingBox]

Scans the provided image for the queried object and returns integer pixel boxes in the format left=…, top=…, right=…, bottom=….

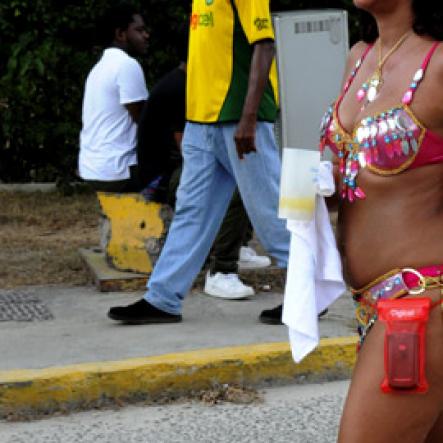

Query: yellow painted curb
left=0, top=337, right=357, bottom=417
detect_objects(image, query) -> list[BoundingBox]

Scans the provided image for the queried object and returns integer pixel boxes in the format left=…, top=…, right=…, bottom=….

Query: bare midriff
left=338, top=161, right=443, bottom=288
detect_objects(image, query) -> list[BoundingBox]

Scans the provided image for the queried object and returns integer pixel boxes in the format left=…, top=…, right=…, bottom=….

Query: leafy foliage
left=0, top=0, right=357, bottom=183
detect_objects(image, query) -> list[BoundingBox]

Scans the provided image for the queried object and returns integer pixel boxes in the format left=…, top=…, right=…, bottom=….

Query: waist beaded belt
left=352, top=265, right=443, bottom=302
left=351, top=265, right=443, bottom=347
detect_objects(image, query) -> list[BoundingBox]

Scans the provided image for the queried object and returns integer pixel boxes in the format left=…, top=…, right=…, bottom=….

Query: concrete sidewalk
left=0, top=284, right=357, bottom=418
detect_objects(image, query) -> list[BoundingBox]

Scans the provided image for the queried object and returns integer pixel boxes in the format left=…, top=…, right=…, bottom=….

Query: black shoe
left=318, top=308, right=328, bottom=318
left=259, top=304, right=283, bottom=325
left=259, top=305, right=329, bottom=325
left=108, top=299, right=182, bottom=324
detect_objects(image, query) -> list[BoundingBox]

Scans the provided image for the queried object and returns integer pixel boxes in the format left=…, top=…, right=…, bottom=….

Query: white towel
left=282, top=161, right=346, bottom=363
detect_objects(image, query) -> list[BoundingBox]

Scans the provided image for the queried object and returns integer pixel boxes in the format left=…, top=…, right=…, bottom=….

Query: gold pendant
left=366, top=72, right=381, bottom=102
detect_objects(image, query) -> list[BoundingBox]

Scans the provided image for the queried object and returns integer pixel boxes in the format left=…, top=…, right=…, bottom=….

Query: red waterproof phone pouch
left=377, top=297, right=431, bottom=394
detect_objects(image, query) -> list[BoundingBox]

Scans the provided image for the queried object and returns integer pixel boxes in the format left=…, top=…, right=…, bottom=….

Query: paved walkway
left=0, top=285, right=356, bottom=371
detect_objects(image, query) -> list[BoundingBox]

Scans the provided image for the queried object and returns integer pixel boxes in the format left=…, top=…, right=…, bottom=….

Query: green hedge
left=0, top=0, right=355, bottom=183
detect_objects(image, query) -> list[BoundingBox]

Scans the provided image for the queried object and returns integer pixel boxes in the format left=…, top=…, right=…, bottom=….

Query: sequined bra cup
left=319, top=41, right=443, bottom=202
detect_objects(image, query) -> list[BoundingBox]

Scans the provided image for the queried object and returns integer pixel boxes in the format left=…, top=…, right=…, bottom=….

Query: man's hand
left=234, top=114, right=257, bottom=159
left=174, top=131, right=183, bottom=153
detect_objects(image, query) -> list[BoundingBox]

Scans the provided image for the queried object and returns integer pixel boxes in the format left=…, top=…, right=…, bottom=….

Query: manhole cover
left=0, top=291, right=54, bottom=321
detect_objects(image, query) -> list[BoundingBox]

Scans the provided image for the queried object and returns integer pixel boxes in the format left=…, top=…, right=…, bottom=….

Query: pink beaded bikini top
left=319, top=41, right=443, bottom=202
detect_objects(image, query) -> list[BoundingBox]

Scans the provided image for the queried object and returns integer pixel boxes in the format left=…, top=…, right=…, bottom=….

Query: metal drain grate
left=0, top=291, right=54, bottom=321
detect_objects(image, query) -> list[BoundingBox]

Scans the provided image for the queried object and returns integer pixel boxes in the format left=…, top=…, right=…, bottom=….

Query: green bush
left=0, top=0, right=356, bottom=183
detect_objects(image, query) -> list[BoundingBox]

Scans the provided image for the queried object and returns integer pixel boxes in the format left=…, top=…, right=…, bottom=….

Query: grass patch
left=0, top=191, right=100, bottom=288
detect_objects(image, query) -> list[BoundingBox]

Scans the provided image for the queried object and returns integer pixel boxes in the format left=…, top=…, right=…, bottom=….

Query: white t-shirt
left=79, top=48, right=148, bottom=181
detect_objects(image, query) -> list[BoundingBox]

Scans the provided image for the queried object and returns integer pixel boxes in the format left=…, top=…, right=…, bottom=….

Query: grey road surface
left=0, top=380, right=349, bottom=443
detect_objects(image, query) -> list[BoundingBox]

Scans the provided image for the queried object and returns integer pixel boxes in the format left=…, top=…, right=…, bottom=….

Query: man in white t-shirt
left=79, top=4, right=149, bottom=192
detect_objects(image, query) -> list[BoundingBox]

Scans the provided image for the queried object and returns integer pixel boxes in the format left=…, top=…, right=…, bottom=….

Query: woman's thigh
left=425, top=411, right=443, bottom=443
left=338, top=292, right=443, bottom=443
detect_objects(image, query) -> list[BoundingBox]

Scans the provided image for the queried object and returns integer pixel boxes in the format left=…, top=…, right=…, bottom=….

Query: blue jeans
left=145, top=122, right=290, bottom=314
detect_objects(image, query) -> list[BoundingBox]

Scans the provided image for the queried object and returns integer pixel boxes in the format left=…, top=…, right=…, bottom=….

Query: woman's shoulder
left=348, top=40, right=371, bottom=64
left=430, top=42, right=443, bottom=75
left=417, top=41, right=443, bottom=134
left=421, top=41, right=443, bottom=93
left=341, top=41, right=372, bottom=83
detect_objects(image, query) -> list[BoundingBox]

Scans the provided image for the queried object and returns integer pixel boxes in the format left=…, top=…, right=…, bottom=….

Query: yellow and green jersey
left=187, top=0, right=279, bottom=123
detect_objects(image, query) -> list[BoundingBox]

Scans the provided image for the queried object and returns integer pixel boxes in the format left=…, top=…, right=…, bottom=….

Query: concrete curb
left=0, top=183, right=57, bottom=192
left=80, top=247, right=286, bottom=293
left=0, top=183, right=89, bottom=192
left=0, top=337, right=357, bottom=418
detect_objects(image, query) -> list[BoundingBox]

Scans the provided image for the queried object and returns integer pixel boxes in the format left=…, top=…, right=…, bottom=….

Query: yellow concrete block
left=97, top=192, right=168, bottom=274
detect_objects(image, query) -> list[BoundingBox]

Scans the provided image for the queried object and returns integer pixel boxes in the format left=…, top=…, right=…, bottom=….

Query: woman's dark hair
left=358, top=1, right=443, bottom=43
left=98, top=4, right=140, bottom=46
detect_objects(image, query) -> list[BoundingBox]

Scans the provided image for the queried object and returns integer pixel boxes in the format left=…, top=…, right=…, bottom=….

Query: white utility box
left=273, top=9, right=349, bottom=151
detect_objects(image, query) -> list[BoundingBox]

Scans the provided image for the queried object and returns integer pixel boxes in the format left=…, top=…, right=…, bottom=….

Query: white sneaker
left=238, top=246, right=271, bottom=269
left=204, top=272, right=255, bottom=299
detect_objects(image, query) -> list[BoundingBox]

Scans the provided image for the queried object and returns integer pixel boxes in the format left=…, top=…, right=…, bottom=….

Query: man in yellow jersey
left=108, top=0, right=290, bottom=325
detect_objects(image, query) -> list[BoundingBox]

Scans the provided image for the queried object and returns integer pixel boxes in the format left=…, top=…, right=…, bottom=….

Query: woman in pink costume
left=320, top=0, right=443, bottom=441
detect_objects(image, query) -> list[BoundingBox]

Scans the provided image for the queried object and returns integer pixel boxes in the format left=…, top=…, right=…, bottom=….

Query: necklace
left=356, top=31, right=411, bottom=104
